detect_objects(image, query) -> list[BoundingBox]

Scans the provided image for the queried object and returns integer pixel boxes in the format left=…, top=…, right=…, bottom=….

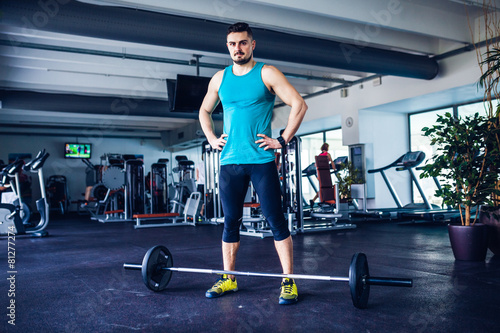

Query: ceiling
left=0, top=0, right=498, bottom=144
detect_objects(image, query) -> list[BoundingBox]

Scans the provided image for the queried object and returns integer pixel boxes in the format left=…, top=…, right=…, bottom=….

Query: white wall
left=358, top=110, right=409, bottom=208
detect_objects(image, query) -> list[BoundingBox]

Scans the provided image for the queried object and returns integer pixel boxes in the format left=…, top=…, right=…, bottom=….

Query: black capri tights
left=219, top=161, right=290, bottom=242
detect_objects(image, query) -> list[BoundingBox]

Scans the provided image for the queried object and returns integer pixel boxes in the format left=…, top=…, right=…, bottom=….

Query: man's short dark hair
left=227, top=22, right=253, bottom=39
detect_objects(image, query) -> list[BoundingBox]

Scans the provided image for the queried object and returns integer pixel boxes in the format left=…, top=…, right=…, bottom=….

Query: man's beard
left=233, top=53, right=252, bottom=65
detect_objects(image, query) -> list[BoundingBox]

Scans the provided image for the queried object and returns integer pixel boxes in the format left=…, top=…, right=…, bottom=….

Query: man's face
left=227, top=32, right=255, bottom=65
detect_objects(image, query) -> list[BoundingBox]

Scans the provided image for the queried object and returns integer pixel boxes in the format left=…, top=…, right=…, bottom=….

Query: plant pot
left=338, top=202, right=349, bottom=212
left=479, top=208, right=500, bottom=255
left=448, top=223, right=489, bottom=261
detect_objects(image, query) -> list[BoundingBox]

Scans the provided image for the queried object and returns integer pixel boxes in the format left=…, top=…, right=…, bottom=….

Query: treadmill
left=368, top=151, right=455, bottom=222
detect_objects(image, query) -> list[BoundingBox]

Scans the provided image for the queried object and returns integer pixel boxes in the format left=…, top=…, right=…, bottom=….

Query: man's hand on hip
left=210, top=134, right=228, bottom=151
left=256, top=134, right=282, bottom=151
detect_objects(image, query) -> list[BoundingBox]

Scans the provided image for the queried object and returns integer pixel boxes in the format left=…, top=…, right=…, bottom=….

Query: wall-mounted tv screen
left=172, top=74, right=222, bottom=114
left=65, top=143, right=91, bottom=159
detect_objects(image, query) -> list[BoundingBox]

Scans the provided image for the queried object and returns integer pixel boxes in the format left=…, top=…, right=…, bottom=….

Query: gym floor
left=2, top=214, right=499, bottom=333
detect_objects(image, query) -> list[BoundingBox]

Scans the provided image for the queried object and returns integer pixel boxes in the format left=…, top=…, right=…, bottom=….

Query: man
left=198, top=22, right=307, bottom=305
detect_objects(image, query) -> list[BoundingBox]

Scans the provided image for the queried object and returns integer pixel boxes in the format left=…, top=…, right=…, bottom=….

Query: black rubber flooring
left=1, top=214, right=499, bottom=333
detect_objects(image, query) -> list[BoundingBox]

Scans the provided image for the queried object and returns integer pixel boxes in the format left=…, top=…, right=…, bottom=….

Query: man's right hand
left=209, top=134, right=228, bottom=151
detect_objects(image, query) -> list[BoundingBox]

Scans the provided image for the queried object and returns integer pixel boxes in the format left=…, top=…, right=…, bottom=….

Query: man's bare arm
left=256, top=65, right=308, bottom=150
left=199, top=71, right=227, bottom=150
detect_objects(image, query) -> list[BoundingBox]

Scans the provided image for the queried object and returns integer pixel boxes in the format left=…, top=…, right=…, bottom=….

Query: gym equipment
left=125, top=160, right=145, bottom=219
left=239, top=184, right=273, bottom=238
left=81, top=154, right=150, bottom=223
left=202, top=142, right=223, bottom=224
left=123, top=245, right=413, bottom=309
left=133, top=191, right=201, bottom=229
left=86, top=166, right=126, bottom=222
left=0, top=160, right=31, bottom=225
left=280, top=137, right=355, bottom=233
left=308, top=155, right=355, bottom=230
left=368, top=151, right=456, bottom=221
left=150, top=162, right=168, bottom=214
left=279, top=136, right=303, bottom=233
left=0, top=149, right=50, bottom=237
left=368, top=151, right=429, bottom=210
left=170, top=156, right=197, bottom=216
left=133, top=157, right=204, bottom=229
left=46, top=175, right=69, bottom=214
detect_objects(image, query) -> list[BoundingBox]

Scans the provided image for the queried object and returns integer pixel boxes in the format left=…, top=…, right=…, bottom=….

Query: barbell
left=123, top=245, right=413, bottom=309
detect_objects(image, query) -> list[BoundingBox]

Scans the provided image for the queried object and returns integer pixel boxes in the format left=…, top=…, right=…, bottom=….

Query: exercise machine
left=203, top=142, right=223, bottom=224
left=86, top=165, right=126, bottom=222
left=397, top=165, right=458, bottom=222
left=0, top=162, right=31, bottom=225
left=305, top=154, right=356, bottom=231
left=46, top=175, right=69, bottom=215
left=84, top=154, right=148, bottom=223
left=0, top=149, right=50, bottom=237
left=280, top=137, right=355, bottom=233
left=239, top=182, right=274, bottom=238
left=367, top=151, right=452, bottom=221
left=279, top=136, right=303, bottom=234
left=133, top=157, right=202, bottom=229
left=169, top=156, right=197, bottom=215
left=150, top=161, right=169, bottom=214
left=125, top=159, right=145, bottom=220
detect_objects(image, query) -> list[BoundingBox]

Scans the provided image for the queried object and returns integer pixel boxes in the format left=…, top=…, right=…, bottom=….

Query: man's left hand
left=255, top=134, right=283, bottom=150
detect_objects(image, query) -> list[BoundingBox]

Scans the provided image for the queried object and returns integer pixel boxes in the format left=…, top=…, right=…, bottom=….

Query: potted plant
left=335, top=161, right=364, bottom=201
left=420, top=111, right=499, bottom=260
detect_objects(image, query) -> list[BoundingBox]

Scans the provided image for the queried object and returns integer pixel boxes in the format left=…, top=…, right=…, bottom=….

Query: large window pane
left=325, top=129, right=348, bottom=159
left=458, top=100, right=498, bottom=118
left=299, top=129, right=347, bottom=201
left=300, top=132, right=323, bottom=200
left=458, top=101, right=487, bottom=118
left=409, top=108, right=452, bottom=207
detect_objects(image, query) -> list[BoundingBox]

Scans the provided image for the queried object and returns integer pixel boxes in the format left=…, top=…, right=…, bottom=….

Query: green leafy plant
left=472, top=2, right=500, bottom=219
left=335, top=161, right=364, bottom=200
left=479, top=48, right=500, bottom=215
left=420, top=112, right=500, bottom=226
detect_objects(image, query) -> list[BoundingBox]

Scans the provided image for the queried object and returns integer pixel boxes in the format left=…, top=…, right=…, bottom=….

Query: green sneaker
left=279, top=278, right=298, bottom=305
left=205, top=274, right=238, bottom=298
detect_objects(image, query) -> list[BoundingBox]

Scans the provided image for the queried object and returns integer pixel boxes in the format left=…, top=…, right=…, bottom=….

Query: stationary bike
left=0, top=150, right=50, bottom=237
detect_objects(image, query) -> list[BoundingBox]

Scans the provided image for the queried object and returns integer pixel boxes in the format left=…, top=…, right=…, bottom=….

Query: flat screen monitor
left=64, top=143, right=91, bottom=159
left=172, top=74, right=222, bottom=113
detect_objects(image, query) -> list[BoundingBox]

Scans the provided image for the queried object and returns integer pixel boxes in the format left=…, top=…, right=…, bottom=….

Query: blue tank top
left=218, top=62, right=276, bottom=165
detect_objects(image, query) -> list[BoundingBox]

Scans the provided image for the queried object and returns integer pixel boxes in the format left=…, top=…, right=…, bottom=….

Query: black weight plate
left=91, top=183, right=108, bottom=201
left=349, top=253, right=370, bottom=309
left=141, top=245, right=173, bottom=291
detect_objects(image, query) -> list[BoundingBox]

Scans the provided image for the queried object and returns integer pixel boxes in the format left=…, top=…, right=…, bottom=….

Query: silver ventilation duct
left=1, top=0, right=439, bottom=80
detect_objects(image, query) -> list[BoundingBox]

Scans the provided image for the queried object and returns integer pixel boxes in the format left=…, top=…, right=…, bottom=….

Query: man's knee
left=223, top=226, right=241, bottom=242
left=271, top=223, right=291, bottom=241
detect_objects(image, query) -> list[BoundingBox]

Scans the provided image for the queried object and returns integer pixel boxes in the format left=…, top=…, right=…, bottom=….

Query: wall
left=358, top=110, right=409, bottom=208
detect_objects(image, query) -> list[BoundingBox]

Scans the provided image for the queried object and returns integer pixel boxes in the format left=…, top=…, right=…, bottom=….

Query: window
left=299, top=129, right=347, bottom=200
left=325, top=130, right=349, bottom=159
left=409, top=108, right=451, bottom=207
left=458, top=100, right=495, bottom=118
